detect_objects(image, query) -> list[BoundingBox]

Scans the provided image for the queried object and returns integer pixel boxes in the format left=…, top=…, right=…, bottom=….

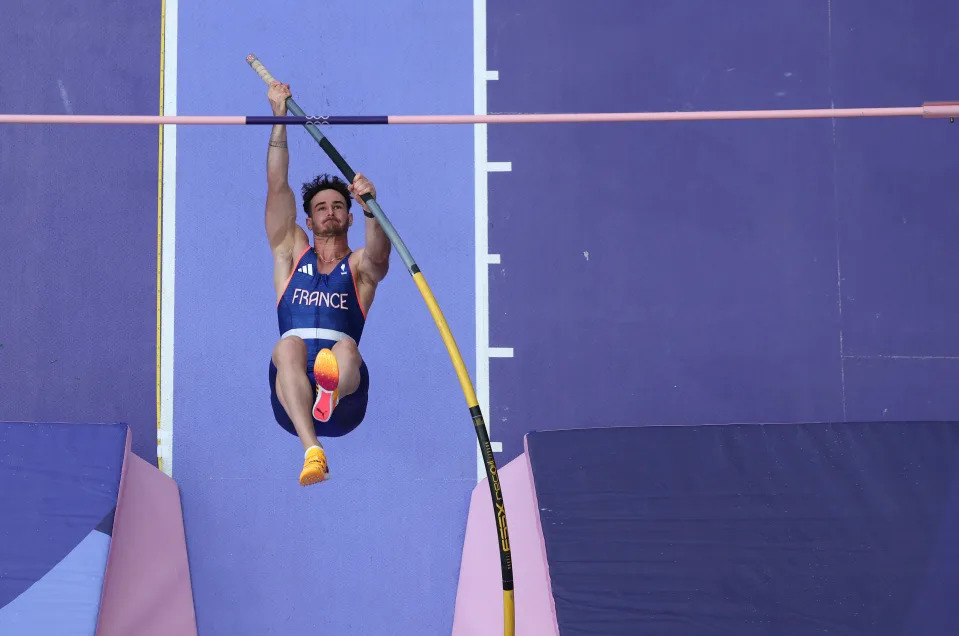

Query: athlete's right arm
left=265, top=81, right=298, bottom=256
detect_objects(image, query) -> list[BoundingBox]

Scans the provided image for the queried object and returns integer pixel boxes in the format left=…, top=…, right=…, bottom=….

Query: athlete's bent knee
left=273, top=335, right=307, bottom=367
left=333, top=336, right=361, bottom=364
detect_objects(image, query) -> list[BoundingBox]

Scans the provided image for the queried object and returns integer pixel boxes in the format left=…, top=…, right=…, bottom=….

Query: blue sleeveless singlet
left=276, top=246, right=366, bottom=372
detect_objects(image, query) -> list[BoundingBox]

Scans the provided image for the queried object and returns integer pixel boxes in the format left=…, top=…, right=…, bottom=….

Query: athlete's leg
left=332, top=336, right=363, bottom=397
left=273, top=336, right=330, bottom=485
left=312, top=336, right=363, bottom=422
left=271, top=336, right=321, bottom=451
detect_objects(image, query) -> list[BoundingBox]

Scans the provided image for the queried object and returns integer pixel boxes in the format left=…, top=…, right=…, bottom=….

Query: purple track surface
left=0, top=1, right=160, bottom=465
left=485, top=0, right=959, bottom=464
left=172, top=2, right=475, bottom=634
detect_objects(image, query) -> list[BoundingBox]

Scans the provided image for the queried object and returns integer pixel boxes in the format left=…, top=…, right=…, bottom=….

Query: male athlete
left=264, top=79, right=390, bottom=486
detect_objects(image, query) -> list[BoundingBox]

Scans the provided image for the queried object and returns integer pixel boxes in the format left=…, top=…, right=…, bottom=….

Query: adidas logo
left=298, top=263, right=314, bottom=276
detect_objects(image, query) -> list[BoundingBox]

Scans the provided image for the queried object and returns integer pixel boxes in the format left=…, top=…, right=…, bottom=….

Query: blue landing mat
left=0, top=421, right=127, bottom=611
left=526, top=422, right=959, bottom=635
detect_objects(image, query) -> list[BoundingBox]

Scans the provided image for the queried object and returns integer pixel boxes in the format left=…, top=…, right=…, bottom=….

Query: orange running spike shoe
left=299, top=445, right=329, bottom=486
left=312, top=348, right=340, bottom=422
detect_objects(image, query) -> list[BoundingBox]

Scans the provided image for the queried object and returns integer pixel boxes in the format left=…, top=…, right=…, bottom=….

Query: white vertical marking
left=474, top=0, right=491, bottom=482
left=158, top=0, right=178, bottom=477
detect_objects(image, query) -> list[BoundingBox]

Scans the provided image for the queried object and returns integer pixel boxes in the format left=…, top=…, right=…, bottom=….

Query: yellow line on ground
left=156, top=0, right=166, bottom=471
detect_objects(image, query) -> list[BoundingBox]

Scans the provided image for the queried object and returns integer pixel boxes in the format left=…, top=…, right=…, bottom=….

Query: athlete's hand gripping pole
left=245, top=54, right=515, bottom=636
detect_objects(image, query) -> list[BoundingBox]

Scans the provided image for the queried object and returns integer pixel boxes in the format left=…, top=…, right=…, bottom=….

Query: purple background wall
left=485, top=0, right=959, bottom=463
left=0, top=1, right=160, bottom=465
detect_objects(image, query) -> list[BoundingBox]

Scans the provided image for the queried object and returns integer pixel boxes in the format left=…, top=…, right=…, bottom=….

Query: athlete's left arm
left=350, top=173, right=391, bottom=283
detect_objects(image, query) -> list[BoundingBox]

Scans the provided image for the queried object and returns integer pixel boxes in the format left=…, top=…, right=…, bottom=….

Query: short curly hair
left=301, top=174, right=352, bottom=218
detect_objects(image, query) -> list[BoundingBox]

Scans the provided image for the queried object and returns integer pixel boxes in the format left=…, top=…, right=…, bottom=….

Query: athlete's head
left=302, top=174, right=352, bottom=238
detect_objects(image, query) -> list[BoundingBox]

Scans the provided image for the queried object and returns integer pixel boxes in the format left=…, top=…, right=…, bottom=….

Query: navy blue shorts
left=269, top=359, right=370, bottom=437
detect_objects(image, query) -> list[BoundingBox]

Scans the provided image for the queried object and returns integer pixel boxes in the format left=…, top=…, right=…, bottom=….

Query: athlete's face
left=307, top=189, right=352, bottom=237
